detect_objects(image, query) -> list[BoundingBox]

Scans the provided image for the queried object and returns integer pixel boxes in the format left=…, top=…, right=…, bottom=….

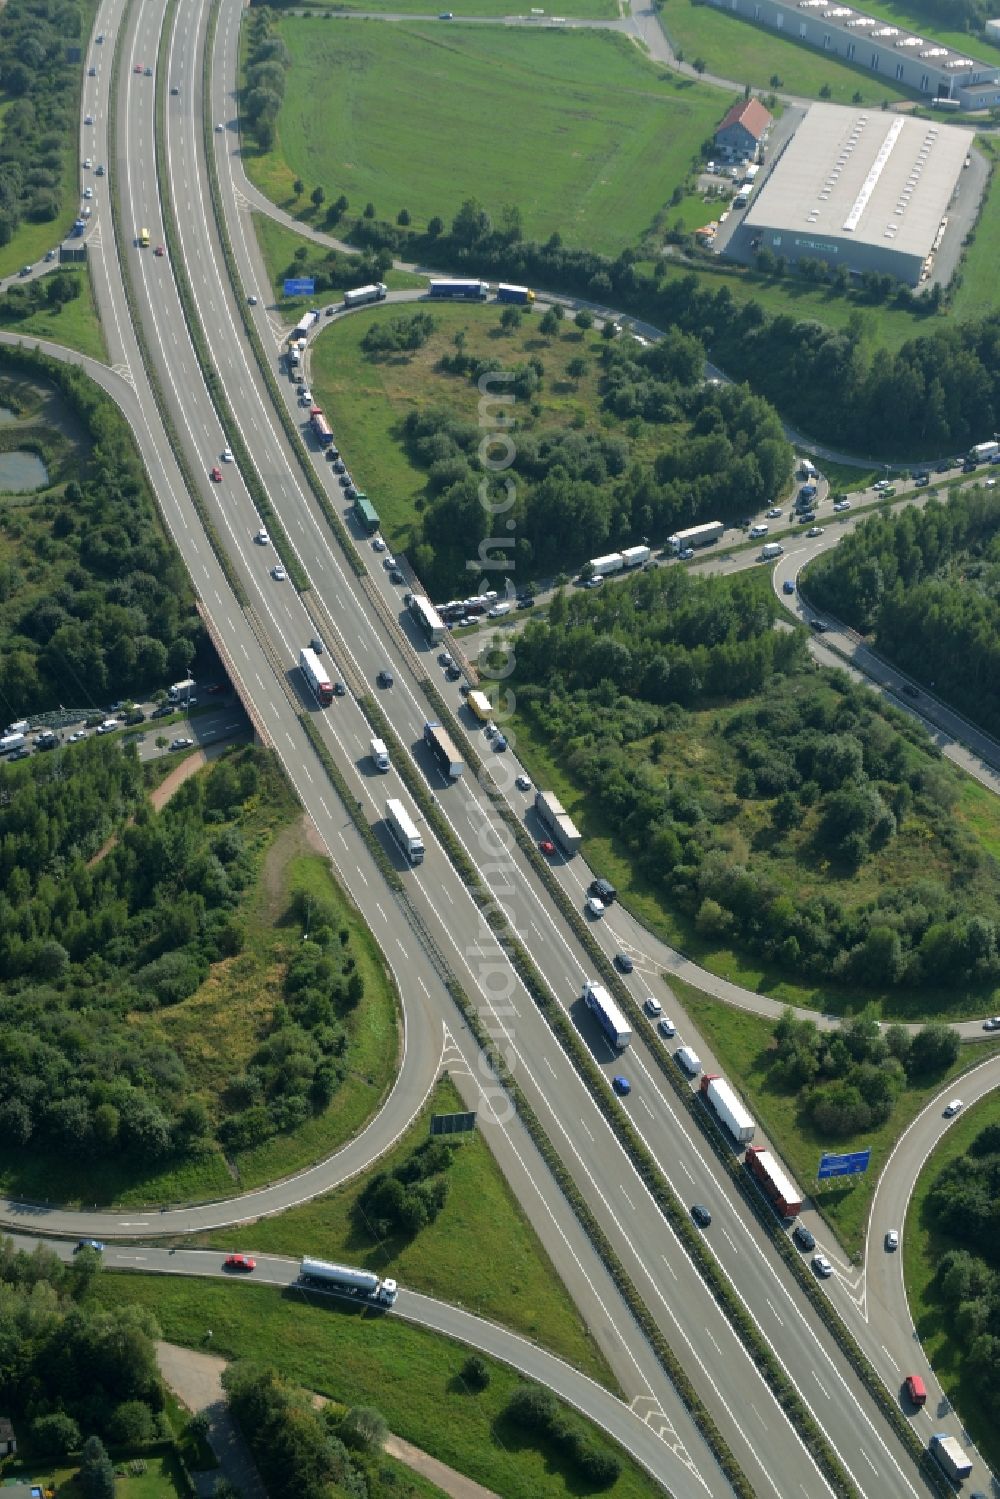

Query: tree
left=566, top=356, right=588, bottom=383
left=338, top=1405, right=388, bottom=1453
left=908, top=1024, right=960, bottom=1076
left=461, top=1355, right=491, bottom=1391
left=574, top=309, right=593, bottom=330
left=499, top=305, right=522, bottom=333
left=396, top=208, right=411, bottom=225
left=539, top=308, right=560, bottom=337
left=32, top=1412, right=81, bottom=1454
left=292, top=178, right=304, bottom=196
left=363, top=201, right=376, bottom=219
left=310, top=186, right=325, bottom=209
left=79, top=1434, right=115, bottom=1499
left=693, top=57, right=706, bottom=73
left=109, top=1400, right=156, bottom=1445
left=427, top=215, right=444, bottom=237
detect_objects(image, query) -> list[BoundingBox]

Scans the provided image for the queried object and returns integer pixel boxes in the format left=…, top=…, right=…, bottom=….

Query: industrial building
left=728, top=103, right=971, bottom=285
left=705, top=0, right=1000, bottom=109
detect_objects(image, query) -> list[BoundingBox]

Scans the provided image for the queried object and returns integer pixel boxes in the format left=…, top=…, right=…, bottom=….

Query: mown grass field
left=296, top=0, right=617, bottom=14
left=3, top=1452, right=188, bottom=1499
left=951, top=136, right=1000, bottom=323
left=188, top=1074, right=615, bottom=1386
left=904, top=1089, right=1000, bottom=1476
left=668, top=974, right=1000, bottom=1254
left=244, top=20, right=731, bottom=256
left=97, top=1276, right=662, bottom=1499
left=0, top=268, right=109, bottom=363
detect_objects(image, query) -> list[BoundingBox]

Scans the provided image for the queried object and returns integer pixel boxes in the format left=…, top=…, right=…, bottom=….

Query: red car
left=210, top=465, right=222, bottom=483
left=133, top=63, right=143, bottom=73
left=538, top=839, right=556, bottom=856
left=224, top=1254, right=256, bottom=1272
left=154, top=244, right=165, bottom=257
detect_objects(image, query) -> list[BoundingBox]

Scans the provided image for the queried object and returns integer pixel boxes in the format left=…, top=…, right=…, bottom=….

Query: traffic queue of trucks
left=668, top=521, right=725, bottom=554
left=582, top=981, right=631, bottom=1050
left=745, top=1145, right=803, bottom=1218
left=583, top=545, right=651, bottom=580
left=968, top=439, right=1000, bottom=465
left=386, top=798, right=424, bottom=865
left=343, top=283, right=388, bottom=309
left=928, top=1432, right=973, bottom=1480
left=299, top=648, right=334, bottom=706
left=300, top=1257, right=398, bottom=1307
left=534, top=789, right=582, bottom=854
left=700, top=1074, right=755, bottom=1144
left=424, top=721, right=464, bottom=780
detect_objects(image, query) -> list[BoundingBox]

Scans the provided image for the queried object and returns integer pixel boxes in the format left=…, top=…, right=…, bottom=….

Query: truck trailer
left=969, top=440, right=1000, bottom=464
left=700, top=1074, right=755, bottom=1144
left=429, top=279, right=489, bottom=301
left=299, top=1257, right=398, bottom=1306
left=928, top=1433, right=973, bottom=1480
left=424, top=721, right=463, bottom=780
left=582, top=981, right=631, bottom=1050
left=621, top=545, right=651, bottom=569
left=667, top=521, right=724, bottom=554
left=290, top=309, right=319, bottom=342
left=0, top=732, right=26, bottom=755
left=497, top=283, right=535, bottom=304
left=386, top=798, right=424, bottom=865
left=586, top=552, right=625, bottom=579
left=342, top=283, right=388, bottom=309
left=745, top=1145, right=802, bottom=1218
left=760, top=542, right=784, bottom=560
left=534, top=789, right=582, bottom=855
left=299, top=647, right=333, bottom=706
left=467, top=689, right=493, bottom=723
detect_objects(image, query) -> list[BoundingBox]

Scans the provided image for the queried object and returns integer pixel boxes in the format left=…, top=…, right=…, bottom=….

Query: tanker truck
left=299, top=1257, right=398, bottom=1307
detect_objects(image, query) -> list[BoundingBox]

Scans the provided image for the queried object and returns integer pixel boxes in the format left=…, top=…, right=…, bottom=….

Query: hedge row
left=200, top=4, right=366, bottom=582
left=154, top=11, right=307, bottom=593
left=106, top=0, right=248, bottom=611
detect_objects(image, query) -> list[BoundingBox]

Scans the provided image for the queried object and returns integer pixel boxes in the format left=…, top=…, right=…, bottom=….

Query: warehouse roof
left=743, top=103, right=967, bottom=260
left=716, top=97, right=773, bottom=140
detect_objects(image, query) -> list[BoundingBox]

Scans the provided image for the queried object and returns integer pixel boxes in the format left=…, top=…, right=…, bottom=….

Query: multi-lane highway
left=5, top=0, right=996, bottom=1493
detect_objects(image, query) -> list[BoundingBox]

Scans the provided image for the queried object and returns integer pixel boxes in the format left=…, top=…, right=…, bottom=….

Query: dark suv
left=589, top=878, right=617, bottom=905
left=793, top=1222, right=816, bottom=1252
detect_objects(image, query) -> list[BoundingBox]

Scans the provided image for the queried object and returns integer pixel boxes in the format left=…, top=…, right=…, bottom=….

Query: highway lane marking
left=396, top=939, right=408, bottom=958
left=678, top=1160, right=694, bottom=1181
left=659, top=1254, right=677, bottom=1281
left=302, top=766, right=313, bottom=783
left=620, top=1186, right=635, bottom=1210
left=441, top=883, right=453, bottom=904
left=721, top=1227, right=739, bottom=1254
left=751, top=1404, right=767, bottom=1429
left=638, top=1097, right=654, bottom=1118
left=766, top=1298, right=784, bottom=1326
left=117, top=1221, right=151, bottom=1227
left=318, top=798, right=329, bottom=817
left=356, top=869, right=368, bottom=887
left=811, top=1371, right=831, bottom=1400
left=580, top=1120, right=594, bottom=1142
left=860, top=1451, right=878, bottom=1474
left=376, top=902, right=387, bottom=922
left=706, top=1330, right=723, bottom=1356
left=881, top=1345, right=899, bottom=1371
left=544, top=1057, right=557, bottom=1077
left=417, top=977, right=429, bottom=996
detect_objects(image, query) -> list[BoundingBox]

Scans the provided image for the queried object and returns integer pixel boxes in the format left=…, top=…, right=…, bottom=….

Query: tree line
left=929, top=1121, right=1000, bottom=1411
left=241, top=7, right=290, bottom=154
left=806, top=487, right=1000, bottom=736
left=0, top=346, right=204, bottom=716
left=393, top=314, right=791, bottom=593
left=511, top=568, right=1000, bottom=994
left=0, top=0, right=83, bottom=241
left=0, top=745, right=366, bottom=1176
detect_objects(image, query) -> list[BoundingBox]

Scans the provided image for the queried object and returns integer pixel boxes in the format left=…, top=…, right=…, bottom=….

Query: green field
left=668, top=974, right=1000, bottom=1254
left=904, top=1089, right=1000, bottom=1475
left=244, top=19, right=731, bottom=255
left=294, top=0, right=617, bottom=14
left=97, top=1276, right=662, bottom=1499
left=1, top=1452, right=188, bottom=1499
left=0, top=267, right=109, bottom=364
left=660, top=0, right=920, bottom=105
left=189, top=1074, right=614, bottom=1386
left=952, top=136, right=1000, bottom=322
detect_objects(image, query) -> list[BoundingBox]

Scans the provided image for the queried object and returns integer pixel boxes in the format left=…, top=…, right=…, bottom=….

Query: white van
left=760, top=542, right=784, bottom=560
left=370, top=737, right=390, bottom=771
left=487, top=602, right=512, bottom=619
left=676, top=1045, right=702, bottom=1076
left=748, top=524, right=768, bottom=539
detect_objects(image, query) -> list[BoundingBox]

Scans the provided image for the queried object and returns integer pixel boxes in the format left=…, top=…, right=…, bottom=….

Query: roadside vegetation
left=242, top=20, right=730, bottom=258
left=268, top=0, right=617, bottom=15
left=193, top=1075, right=614, bottom=1386
left=0, top=744, right=400, bottom=1206
left=99, top=1275, right=661, bottom=1499
left=501, top=566, right=1000, bottom=1019
left=905, top=1091, right=1000, bottom=1476
left=0, top=266, right=107, bottom=362
left=311, top=300, right=792, bottom=593
left=669, top=976, right=999, bottom=1251
left=251, top=213, right=424, bottom=315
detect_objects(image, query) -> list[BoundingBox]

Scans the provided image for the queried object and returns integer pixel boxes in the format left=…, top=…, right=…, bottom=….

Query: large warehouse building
left=705, top=0, right=1000, bottom=109
left=730, top=103, right=969, bottom=285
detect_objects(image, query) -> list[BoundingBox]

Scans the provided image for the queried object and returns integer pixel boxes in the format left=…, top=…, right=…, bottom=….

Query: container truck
left=675, top=1046, right=702, bottom=1076
left=586, top=552, right=625, bottom=579
left=700, top=1074, right=755, bottom=1144
left=409, top=595, right=445, bottom=645
left=928, top=1433, right=972, bottom=1481
left=467, top=690, right=493, bottom=722
left=299, top=647, right=333, bottom=706
left=290, top=309, right=319, bottom=342
left=310, top=409, right=334, bottom=447
left=582, top=981, right=631, bottom=1050
left=343, top=283, right=388, bottom=309
left=424, top=721, right=464, bottom=779
left=497, top=283, right=535, bottom=304
left=299, top=1257, right=398, bottom=1307
left=667, top=521, right=724, bottom=554
left=534, top=789, right=582, bottom=855
left=386, top=798, right=424, bottom=865
left=428, top=279, right=489, bottom=300
left=760, top=542, right=784, bottom=560
left=370, top=737, right=390, bottom=771
left=745, top=1145, right=802, bottom=1218
left=168, top=678, right=196, bottom=702
left=354, top=494, right=380, bottom=533
left=968, top=440, right=1000, bottom=464
left=621, top=544, right=651, bottom=568
left=0, top=732, right=26, bottom=755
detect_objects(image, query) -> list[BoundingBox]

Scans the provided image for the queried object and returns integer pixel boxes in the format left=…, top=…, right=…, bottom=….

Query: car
left=901, top=683, right=919, bottom=698
left=75, top=1239, right=105, bottom=1253
left=45, top=247, right=57, bottom=259
left=271, top=565, right=286, bottom=581
left=812, top=1253, right=833, bottom=1278
left=943, top=1098, right=963, bottom=1117
left=154, top=244, right=165, bottom=257
left=326, top=305, right=336, bottom=316
left=89, top=65, right=97, bottom=75
left=206, top=683, right=227, bottom=694
left=170, top=737, right=194, bottom=751
left=885, top=1229, right=899, bottom=1251
left=210, top=465, right=222, bottom=482
left=222, top=447, right=233, bottom=462
left=765, top=508, right=782, bottom=519
left=691, top=1204, right=712, bottom=1228
left=934, top=461, right=952, bottom=473
left=903, top=1374, right=927, bottom=1407
left=84, top=157, right=92, bottom=169
left=782, top=579, right=796, bottom=595
left=372, top=536, right=387, bottom=552
left=95, top=163, right=105, bottom=176
left=583, top=576, right=603, bottom=589
left=96, top=719, right=121, bottom=735
left=493, top=734, right=507, bottom=752
left=144, top=65, right=153, bottom=76
left=459, top=684, right=470, bottom=697
left=586, top=895, right=605, bottom=918
left=84, top=113, right=94, bottom=124
left=438, top=651, right=455, bottom=669
left=612, top=1075, right=631, bottom=1096
left=134, top=63, right=143, bottom=72
left=224, top=1254, right=256, bottom=1272
left=445, top=664, right=462, bottom=680
left=333, top=681, right=346, bottom=697
left=644, top=996, right=662, bottom=1017
left=96, top=32, right=104, bottom=42
left=963, top=460, right=977, bottom=473
left=151, top=704, right=172, bottom=719
left=83, top=185, right=94, bottom=201
left=589, top=877, right=617, bottom=905
left=18, top=264, right=31, bottom=277
left=798, top=510, right=816, bottom=524
left=8, top=746, right=30, bottom=760
left=983, top=1016, right=1000, bottom=1030
left=67, top=730, right=88, bottom=743
left=390, top=569, right=404, bottom=584
left=517, top=595, right=536, bottom=609
left=515, top=774, right=532, bottom=791
left=383, top=555, right=396, bottom=570
left=913, top=472, right=929, bottom=486
left=377, top=669, right=394, bottom=688
left=247, top=294, right=257, bottom=305
left=807, top=527, right=824, bottom=538
left=792, top=1223, right=816, bottom=1251
left=255, top=528, right=269, bottom=545
left=615, top=952, right=634, bottom=974
left=539, top=839, right=556, bottom=856
left=809, top=618, right=829, bottom=633
left=216, top=122, right=224, bottom=133
left=332, top=459, right=346, bottom=474
left=657, top=1016, right=676, bottom=1038
left=170, top=84, right=180, bottom=95
left=80, top=206, right=92, bottom=220
left=833, top=499, right=851, bottom=512
left=986, top=478, right=998, bottom=489
left=873, top=479, right=890, bottom=491
left=124, top=709, right=146, bottom=725
left=679, top=547, right=695, bottom=560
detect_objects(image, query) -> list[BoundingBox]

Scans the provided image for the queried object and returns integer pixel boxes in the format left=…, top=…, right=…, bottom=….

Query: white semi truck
left=582, top=980, right=631, bottom=1050
left=343, top=283, right=388, bottom=309
left=299, top=1257, right=398, bottom=1307
left=667, top=522, right=725, bottom=554
left=386, top=798, right=424, bottom=865
left=700, top=1074, right=755, bottom=1144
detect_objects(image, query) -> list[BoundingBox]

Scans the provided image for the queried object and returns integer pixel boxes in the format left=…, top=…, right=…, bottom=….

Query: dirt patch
left=87, top=748, right=208, bottom=868
left=259, top=813, right=323, bottom=923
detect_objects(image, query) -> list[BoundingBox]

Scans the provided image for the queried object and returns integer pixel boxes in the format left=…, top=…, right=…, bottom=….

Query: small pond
left=0, top=450, right=48, bottom=491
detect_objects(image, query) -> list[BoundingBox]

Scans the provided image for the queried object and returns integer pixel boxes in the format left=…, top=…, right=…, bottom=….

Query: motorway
left=1, top=0, right=995, bottom=1493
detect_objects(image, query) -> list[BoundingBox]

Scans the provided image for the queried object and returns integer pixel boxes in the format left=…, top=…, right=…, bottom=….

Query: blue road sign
left=283, top=277, right=315, bottom=296
left=818, top=1149, right=871, bottom=1180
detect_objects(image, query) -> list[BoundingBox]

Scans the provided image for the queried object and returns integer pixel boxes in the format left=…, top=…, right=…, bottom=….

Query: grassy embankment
left=0, top=269, right=108, bottom=363
left=251, top=211, right=425, bottom=313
